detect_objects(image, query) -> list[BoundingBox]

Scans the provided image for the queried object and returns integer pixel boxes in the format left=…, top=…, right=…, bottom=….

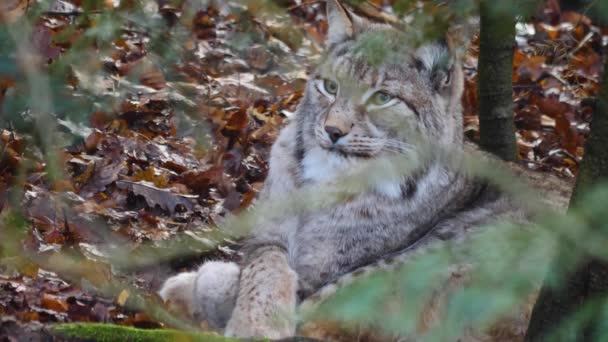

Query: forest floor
left=0, top=0, right=607, bottom=340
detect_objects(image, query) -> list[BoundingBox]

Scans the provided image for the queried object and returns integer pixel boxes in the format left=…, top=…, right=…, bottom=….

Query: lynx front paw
left=224, top=248, right=298, bottom=339
left=225, top=319, right=295, bottom=340
left=224, top=294, right=296, bottom=340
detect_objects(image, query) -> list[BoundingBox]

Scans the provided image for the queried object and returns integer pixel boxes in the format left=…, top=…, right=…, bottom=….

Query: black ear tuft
left=431, top=58, right=454, bottom=92
left=414, top=41, right=455, bottom=92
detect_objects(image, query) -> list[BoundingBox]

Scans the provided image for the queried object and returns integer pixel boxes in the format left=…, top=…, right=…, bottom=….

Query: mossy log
left=51, top=323, right=245, bottom=342
left=50, top=323, right=321, bottom=342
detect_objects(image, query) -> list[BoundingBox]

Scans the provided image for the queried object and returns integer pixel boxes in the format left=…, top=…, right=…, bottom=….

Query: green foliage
left=0, top=211, right=27, bottom=259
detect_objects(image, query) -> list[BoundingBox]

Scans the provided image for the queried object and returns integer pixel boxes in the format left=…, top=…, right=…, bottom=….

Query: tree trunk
left=477, top=2, right=519, bottom=161
left=525, top=52, right=608, bottom=342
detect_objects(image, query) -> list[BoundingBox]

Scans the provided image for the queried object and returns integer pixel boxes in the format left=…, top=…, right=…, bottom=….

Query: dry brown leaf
left=41, top=294, right=69, bottom=312
left=116, top=180, right=198, bottom=213
left=117, top=289, right=130, bottom=306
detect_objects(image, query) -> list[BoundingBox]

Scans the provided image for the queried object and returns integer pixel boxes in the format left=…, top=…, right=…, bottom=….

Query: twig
left=286, top=0, right=324, bottom=12
left=62, top=208, right=70, bottom=234
left=42, top=10, right=102, bottom=16
left=547, top=70, right=569, bottom=86
left=513, top=84, right=541, bottom=89
left=521, top=159, right=552, bottom=169
left=568, top=31, right=594, bottom=58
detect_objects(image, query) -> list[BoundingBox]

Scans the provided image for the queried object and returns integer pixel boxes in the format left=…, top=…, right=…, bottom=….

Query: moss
left=51, top=323, right=265, bottom=342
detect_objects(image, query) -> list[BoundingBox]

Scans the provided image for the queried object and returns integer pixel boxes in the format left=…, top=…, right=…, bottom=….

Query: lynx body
left=160, top=1, right=526, bottom=339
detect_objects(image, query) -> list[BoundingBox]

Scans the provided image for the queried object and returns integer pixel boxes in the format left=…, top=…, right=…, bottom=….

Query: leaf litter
left=0, top=0, right=606, bottom=339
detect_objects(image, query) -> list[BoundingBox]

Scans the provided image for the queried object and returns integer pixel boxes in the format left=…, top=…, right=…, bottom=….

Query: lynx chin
left=159, top=0, right=528, bottom=339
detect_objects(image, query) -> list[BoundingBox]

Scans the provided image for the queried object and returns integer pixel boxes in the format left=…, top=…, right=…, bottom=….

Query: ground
left=0, top=0, right=606, bottom=340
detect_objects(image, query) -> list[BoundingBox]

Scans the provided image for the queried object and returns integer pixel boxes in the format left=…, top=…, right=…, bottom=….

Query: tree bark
left=477, top=1, right=519, bottom=161
left=525, top=52, right=608, bottom=342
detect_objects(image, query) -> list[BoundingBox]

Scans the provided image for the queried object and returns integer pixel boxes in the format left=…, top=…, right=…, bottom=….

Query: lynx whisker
left=382, top=141, right=415, bottom=154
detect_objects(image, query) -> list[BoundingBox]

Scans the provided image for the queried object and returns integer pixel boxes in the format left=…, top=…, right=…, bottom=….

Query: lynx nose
left=325, top=125, right=347, bottom=143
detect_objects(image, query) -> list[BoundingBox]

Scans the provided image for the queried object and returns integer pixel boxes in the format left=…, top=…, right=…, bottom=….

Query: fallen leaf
left=117, top=289, right=129, bottom=306
left=116, top=180, right=198, bottom=213
left=41, top=294, right=69, bottom=313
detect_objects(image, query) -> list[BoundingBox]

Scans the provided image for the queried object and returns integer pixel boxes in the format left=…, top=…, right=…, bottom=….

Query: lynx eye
left=323, top=79, right=339, bottom=95
left=370, top=91, right=394, bottom=106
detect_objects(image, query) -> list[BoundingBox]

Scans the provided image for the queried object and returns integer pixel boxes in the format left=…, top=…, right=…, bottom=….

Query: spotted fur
left=160, top=1, right=528, bottom=339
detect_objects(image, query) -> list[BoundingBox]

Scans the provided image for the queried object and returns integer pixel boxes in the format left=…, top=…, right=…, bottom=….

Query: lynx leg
left=225, top=247, right=298, bottom=339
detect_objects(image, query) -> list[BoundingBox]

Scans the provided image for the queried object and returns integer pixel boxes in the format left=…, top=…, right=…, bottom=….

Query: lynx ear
left=326, top=0, right=355, bottom=45
left=415, top=39, right=462, bottom=97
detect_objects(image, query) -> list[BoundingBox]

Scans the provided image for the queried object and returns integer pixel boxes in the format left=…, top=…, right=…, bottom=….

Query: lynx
left=160, top=0, right=531, bottom=339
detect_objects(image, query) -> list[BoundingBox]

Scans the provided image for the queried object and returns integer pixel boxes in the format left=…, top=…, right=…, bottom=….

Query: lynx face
left=297, top=2, right=464, bottom=163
